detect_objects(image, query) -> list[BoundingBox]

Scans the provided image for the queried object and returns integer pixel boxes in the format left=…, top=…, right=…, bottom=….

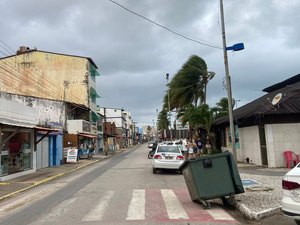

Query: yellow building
left=0, top=47, right=101, bottom=176
left=0, top=46, right=99, bottom=111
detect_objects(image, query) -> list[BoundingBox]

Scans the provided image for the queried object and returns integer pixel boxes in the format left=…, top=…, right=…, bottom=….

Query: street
left=0, top=144, right=296, bottom=225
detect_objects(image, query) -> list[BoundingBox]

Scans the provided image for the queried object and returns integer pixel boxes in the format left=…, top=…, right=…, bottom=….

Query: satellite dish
left=271, top=93, right=282, bottom=105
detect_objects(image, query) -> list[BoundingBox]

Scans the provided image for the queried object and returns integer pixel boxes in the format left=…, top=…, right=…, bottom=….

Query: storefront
left=0, top=127, right=34, bottom=178
left=0, top=99, right=37, bottom=180
left=78, top=133, right=97, bottom=158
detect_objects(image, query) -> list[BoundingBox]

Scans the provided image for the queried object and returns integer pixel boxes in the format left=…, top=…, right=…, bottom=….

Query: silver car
left=282, top=163, right=300, bottom=224
left=152, top=144, right=185, bottom=174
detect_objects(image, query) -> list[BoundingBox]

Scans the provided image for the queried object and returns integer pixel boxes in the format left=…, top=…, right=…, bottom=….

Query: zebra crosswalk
left=34, top=188, right=237, bottom=224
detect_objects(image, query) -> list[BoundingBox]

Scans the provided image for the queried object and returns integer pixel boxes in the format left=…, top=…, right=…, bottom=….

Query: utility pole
left=220, top=0, right=237, bottom=161
left=166, top=73, right=173, bottom=142
left=104, top=107, right=108, bottom=156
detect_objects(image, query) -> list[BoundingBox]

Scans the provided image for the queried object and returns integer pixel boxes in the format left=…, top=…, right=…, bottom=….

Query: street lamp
left=220, top=0, right=244, bottom=162
left=166, top=73, right=173, bottom=142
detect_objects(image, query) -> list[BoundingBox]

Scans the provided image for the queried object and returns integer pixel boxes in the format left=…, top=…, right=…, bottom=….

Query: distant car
left=282, top=163, right=300, bottom=224
left=152, top=144, right=185, bottom=174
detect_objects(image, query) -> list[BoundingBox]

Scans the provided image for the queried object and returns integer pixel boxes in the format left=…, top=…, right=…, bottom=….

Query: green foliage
left=157, top=109, right=169, bottom=130
left=211, top=97, right=231, bottom=118
left=165, top=55, right=209, bottom=110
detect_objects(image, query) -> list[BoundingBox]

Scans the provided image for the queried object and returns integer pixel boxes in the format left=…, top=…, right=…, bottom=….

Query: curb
left=237, top=202, right=282, bottom=220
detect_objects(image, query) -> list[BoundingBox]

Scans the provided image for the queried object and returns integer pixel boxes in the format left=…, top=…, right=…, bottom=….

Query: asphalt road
left=0, top=144, right=296, bottom=225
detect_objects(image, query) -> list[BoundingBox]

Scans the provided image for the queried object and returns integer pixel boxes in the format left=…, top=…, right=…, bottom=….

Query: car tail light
left=176, top=155, right=184, bottom=160
left=154, top=154, right=162, bottom=159
left=282, top=179, right=300, bottom=190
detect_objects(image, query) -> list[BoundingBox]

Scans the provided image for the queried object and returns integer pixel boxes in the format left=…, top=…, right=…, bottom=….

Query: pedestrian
left=196, top=139, right=204, bottom=156
left=188, top=140, right=194, bottom=159
left=192, top=140, right=198, bottom=157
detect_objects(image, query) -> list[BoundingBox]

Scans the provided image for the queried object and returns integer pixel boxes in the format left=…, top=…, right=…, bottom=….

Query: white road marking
left=40, top=197, right=78, bottom=222
left=207, top=208, right=235, bottom=220
left=82, top=190, right=114, bottom=221
left=126, top=189, right=145, bottom=220
left=161, top=189, right=189, bottom=219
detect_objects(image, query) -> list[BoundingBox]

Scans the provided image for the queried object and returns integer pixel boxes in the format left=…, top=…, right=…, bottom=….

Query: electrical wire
left=108, top=0, right=222, bottom=49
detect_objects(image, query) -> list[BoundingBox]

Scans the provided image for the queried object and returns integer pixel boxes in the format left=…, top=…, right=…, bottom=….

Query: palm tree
left=181, top=104, right=216, bottom=151
left=202, top=71, right=215, bottom=104
left=211, top=97, right=235, bottom=118
left=167, top=55, right=209, bottom=110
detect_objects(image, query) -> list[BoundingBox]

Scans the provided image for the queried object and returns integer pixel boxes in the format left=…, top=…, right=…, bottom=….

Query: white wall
left=265, top=123, right=300, bottom=167
left=99, top=108, right=123, bottom=128
left=238, top=126, right=262, bottom=165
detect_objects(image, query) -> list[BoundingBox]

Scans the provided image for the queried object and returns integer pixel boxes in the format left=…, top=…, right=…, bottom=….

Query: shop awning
left=35, top=126, right=60, bottom=132
left=91, top=110, right=100, bottom=123
left=78, top=133, right=97, bottom=138
left=90, top=87, right=101, bottom=98
left=35, top=127, right=61, bottom=148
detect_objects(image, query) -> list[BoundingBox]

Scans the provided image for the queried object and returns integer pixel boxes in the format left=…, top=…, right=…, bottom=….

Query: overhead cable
left=108, top=0, right=222, bottom=49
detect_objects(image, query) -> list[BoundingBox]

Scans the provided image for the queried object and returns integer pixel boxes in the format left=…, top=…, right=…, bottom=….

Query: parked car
left=152, top=144, right=185, bottom=174
left=282, top=163, right=300, bottom=224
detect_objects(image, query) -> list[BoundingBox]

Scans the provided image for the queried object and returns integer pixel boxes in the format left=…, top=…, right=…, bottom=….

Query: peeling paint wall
left=0, top=51, right=92, bottom=107
left=0, top=92, right=64, bottom=128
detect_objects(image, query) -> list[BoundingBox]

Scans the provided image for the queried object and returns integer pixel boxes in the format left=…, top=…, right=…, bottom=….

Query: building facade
left=0, top=47, right=100, bottom=179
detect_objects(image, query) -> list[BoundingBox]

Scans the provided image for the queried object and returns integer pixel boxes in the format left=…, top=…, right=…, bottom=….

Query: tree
left=211, top=97, right=235, bottom=118
left=166, top=55, right=210, bottom=110
left=202, top=71, right=215, bottom=104
left=157, top=109, right=168, bottom=131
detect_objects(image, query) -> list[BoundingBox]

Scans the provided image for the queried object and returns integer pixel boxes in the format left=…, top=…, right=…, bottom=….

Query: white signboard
left=175, top=118, right=189, bottom=130
left=67, top=149, right=78, bottom=163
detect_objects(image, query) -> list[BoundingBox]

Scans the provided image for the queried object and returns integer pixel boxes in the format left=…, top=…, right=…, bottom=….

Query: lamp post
left=220, top=0, right=244, bottom=162
left=166, top=73, right=173, bottom=142
left=156, top=109, right=159, bottom=140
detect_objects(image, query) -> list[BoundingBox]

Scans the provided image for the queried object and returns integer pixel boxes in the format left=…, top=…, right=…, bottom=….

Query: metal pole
left=220, top=0, right=237, bottom=161
left=166, top=73, right=173, bottom=142
left=104, top=107, right=108, bottom=156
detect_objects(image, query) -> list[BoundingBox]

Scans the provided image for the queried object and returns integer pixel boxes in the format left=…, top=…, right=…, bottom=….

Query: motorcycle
left=148, top=149, right=155, bottom=159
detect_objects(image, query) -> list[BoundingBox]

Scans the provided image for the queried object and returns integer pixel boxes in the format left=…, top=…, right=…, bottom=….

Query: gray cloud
left=1, top=0, right=299, bottom=127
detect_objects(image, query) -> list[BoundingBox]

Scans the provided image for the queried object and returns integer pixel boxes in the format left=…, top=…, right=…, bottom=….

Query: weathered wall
left=0, top=51, right=90, bottom=107
left=0, top=92, right=64, bottom=128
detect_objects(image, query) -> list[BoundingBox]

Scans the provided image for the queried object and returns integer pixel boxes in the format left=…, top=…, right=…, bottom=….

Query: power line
left=108, top=0, right=222, bottom=50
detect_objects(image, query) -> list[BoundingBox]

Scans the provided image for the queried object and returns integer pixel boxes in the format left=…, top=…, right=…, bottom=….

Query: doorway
left=259, top=125, right=268, bottom=166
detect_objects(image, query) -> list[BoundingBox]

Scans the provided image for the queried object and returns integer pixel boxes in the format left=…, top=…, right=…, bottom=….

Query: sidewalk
left=0, top=149, right=121, bottom=201
left=235, top=163, right=288, bottom=220
left=0, top=151, right=288, bottom=221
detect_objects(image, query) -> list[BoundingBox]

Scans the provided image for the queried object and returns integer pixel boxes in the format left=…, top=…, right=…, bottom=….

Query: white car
left=282, top=163, right=300, bottom=224
left=152, top=144, right=185, bottom=174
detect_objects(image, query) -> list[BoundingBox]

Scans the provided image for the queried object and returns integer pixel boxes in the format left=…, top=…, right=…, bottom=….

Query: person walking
left=196, top=139, right=204, bottom=156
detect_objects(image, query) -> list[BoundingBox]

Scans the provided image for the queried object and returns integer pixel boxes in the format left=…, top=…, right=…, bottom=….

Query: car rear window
left=157, top=146, right=180, bottom=153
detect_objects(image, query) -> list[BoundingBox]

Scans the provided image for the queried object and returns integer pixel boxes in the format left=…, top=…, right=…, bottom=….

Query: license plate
left=165, top=156, right=173, bottom=160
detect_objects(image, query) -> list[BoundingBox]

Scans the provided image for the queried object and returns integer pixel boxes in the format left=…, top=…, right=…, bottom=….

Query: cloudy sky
left=0, top=0, right=299, bottom=127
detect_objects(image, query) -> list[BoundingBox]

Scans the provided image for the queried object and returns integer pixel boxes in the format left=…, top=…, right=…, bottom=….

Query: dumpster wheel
left=200, top=200, right=211, bottom=209
left=193, top=199, right=211, bottom=209
left=221, top=194, right=236, bottom=208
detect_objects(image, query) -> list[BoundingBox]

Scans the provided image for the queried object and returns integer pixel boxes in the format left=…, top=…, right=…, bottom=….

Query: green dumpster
left=179, top=151, right=244, bottom=208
